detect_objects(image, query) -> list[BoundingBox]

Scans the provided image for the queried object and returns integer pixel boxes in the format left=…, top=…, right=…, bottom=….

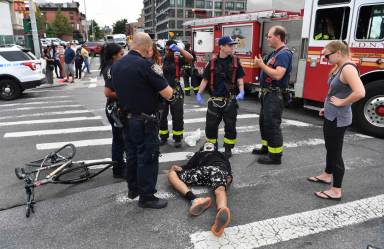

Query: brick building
left=38, top=2, right=86, bottom=41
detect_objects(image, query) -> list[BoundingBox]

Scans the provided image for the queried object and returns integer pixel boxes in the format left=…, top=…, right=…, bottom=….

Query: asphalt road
left=0, top=57, right=383, bottom=249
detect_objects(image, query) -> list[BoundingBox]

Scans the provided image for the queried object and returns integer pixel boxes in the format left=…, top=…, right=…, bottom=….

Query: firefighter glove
left=196, top=93, right=204, bottom=105
left=169, top=44, right=180, bottom=52
left=236, top=90, right=245, bottom=101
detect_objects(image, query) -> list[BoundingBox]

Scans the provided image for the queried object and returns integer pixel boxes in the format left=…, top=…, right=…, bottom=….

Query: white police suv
left=0, top=46, right=46, bottom=100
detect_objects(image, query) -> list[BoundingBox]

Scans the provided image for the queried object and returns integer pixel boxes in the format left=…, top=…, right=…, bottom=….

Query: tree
left=46, top=9, right=72, bottom=38
left=35, top=7, right=46, bottom=36
left=113, top=19, right=127, bottom=34
left=88, top=20, right=102, bottom=41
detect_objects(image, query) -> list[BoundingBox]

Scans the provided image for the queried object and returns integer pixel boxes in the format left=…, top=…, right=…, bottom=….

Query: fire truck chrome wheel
left=363, top=95, right=384, bottom=128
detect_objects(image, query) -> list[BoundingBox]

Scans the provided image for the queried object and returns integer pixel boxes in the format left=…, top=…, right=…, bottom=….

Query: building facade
left=144, top=0, right=247, bottom=41
left=38, top=2, right=86, bottom=41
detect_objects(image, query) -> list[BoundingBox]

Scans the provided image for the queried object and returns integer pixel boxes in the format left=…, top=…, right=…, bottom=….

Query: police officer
left=112, top=32, right=173, bottom=209
left=159, top=40, right=193, bottom=148
left=182, top=43, right=197, bottom=96
left=196, top=36, right=245, bottom=159
left=253, top=25, right=293, bottom=165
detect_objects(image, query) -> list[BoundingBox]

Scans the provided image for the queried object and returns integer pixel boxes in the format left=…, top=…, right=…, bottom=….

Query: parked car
left=84, top=41, right=104, bottom=56
left=0, top=46, right=46, bottom=100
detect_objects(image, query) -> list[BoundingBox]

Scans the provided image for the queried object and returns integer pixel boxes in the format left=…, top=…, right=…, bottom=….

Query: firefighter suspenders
left=209, top=55, right=238, bottom=96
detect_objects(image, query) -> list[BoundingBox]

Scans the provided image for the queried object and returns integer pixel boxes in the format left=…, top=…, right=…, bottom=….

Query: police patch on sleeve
left=107, top=68, right=112, bottom=79
left=151, top=64, right=163, bottom=76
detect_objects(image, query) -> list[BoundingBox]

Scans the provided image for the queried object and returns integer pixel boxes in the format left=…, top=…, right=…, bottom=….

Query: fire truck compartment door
left=193, top=30, right=214, bottom=53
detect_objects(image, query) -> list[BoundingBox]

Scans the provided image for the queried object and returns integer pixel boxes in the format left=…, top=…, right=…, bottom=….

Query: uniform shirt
left=182, top=150, right=232, bottom=175
left=64, top=48, right=75, bottom=64
left=203, top=55, right=245, bottom=97
left=260, top=46, right=292, bottom=89
left=111, top=50, right=168, bottom=115
left=162, top=54, right=185, bottom=88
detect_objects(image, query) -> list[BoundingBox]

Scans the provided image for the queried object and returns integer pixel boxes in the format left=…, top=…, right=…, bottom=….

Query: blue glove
left=236, top=90, right=245, bottom=101
left=169, top=44, right=180, bottom=52
left=196, top=93, right=204, bottom=105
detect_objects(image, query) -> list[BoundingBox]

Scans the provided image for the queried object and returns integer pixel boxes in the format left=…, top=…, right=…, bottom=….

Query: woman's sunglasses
left=324, top=51, right=336, bottom=60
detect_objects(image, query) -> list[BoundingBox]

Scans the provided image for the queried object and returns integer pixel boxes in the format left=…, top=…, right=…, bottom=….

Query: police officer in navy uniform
left=159, top=40, right=193, bottom=148
left=112, top=32, right=173, bottom=209
left=253, top=25, right=293, bottom=165
left=196, top=36, right=245, bottom=159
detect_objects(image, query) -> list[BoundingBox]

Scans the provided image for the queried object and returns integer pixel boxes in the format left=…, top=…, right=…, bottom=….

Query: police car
left=0, top=45, right=46, bottom=100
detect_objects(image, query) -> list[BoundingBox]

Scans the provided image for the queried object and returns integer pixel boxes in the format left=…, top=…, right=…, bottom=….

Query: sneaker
left=188, top=197, right=212, bottom=216
left=211, top=207, right=231, bottom=237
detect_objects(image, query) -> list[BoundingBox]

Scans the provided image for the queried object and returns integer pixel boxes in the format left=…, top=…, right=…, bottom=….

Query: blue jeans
left=123, top=116, right=160, bottom=197
left=82, top=57, right=90, bottom=74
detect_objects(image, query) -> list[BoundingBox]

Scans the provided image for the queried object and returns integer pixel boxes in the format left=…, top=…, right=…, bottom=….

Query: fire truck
left=184, top=0, right=384, bottom=138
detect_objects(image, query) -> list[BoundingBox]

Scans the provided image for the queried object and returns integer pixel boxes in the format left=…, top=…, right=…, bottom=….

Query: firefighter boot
left=257, top=153, right=282, bottom=165
left=224, top=147, right=232, bottom=159
left=160, top=138, right=168, bottom=146
left=252, top=146, right=268, bottom=155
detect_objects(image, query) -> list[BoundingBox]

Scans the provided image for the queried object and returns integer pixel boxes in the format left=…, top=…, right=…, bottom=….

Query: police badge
left=151, top=64, right=163, bottom=76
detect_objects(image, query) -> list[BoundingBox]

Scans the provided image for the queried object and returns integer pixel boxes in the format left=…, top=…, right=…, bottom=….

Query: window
left=169, top=20, right=175, bottom=28
left=318, top=0, right=350, bottom=5
left=177, top=20, right=183, bottom=29
left=169, top=9, right=175, bottom=17
left=185, top=10, right=193, bottom=18
left=0, top=51, right=32, bottom=61
left=313, top=7, right=350, bottom=40
left=195, top=0, right=204, bottom=8
left=215, top=11, right=222, bottom=16
left=356, top=4, right=384, bottom=40
left=205, top=1, right=212, bottom=8
left=177, top=0, right=183, bottom=7
left=215, top=1, right=222, bottom=9
left=235, top=2, right=245, bottom=10
left=185, top=0, right=193, bottom=8
left=170, top=0, right=175, bottom=7
left=177, top=9, right=183, bottom=18
left=225, top=2, right=234, bottom=10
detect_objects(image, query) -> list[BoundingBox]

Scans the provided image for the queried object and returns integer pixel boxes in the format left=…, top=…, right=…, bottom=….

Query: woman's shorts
left=177, top=165, right=230, bottom=191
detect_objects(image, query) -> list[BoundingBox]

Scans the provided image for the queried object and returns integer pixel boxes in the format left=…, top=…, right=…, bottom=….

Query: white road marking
left=24, top=89, right=65, bottom=93
left=184, top=107, right=207, bottom=113
left=4, top=125, right=110, bottom=138
left=190, top=194, right=384, bottom=249
left=0, top=116, right=102, bottom=127
left=0, top=100, right=73, bottom=107
left=36, top=138, right=111, bottom=150
left=0, top=110, right=91, bottom=120
left=178, top=114, right=259, bottom=125
left=88, top=83, right=97, bottom=88
left=0, top=104, right=83, bottom=112
left=22, top=95, right=70, bottom=100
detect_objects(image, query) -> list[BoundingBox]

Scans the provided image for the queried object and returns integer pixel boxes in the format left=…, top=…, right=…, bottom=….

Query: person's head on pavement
left=131, top=32, right=153, bottom=59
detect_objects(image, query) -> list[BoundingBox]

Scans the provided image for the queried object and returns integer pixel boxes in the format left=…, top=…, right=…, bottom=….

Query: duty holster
left=106, top=101, right=124, bottom=128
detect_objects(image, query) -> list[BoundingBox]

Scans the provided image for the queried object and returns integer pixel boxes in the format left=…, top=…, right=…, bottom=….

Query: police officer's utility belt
left=261, top=87, right=283, bottom=94
left=126, top=112, right=158, bottom=121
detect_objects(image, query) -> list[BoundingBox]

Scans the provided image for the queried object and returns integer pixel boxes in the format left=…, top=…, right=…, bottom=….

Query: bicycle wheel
left=53, top=161, right=116, bottom=184
left=26, top=143, right=76, bottom=167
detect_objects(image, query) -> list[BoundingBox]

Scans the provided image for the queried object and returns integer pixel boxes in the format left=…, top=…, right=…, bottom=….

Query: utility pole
left=83, top=0, right=88, bottom=41
left=28, top=0, right=41, bottom=58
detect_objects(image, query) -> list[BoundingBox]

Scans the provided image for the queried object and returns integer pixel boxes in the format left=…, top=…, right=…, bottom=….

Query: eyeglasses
left=324, top=51, right=336, bottom=60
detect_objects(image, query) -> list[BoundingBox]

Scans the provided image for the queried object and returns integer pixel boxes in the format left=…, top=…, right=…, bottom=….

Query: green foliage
left=88, top=20, right=102, bottom=41
left=46, top=9, right=73, bottom=38
left=112, top=19, right=127, bottom=34
left=35, top=7, right=45, bottom=34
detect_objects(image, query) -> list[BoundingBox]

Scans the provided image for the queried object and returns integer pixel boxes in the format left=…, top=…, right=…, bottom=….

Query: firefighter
left=159, top=40, right=193, bottom=148
left=252, top=25, right=293, bottom=165
left=182, top=43, right=197, bottom=96
left=195, top=36, right=245, bottom=159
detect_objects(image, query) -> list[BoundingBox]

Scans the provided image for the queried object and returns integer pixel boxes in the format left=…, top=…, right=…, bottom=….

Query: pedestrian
left=75, top=48, right=84, bottom=79
left=195, top=36, right=245, bottom=159
left=100, top=43, right=125, bottom=178
left=52, top=45, right=63, bottom=78
left=182, top=42, right=197, bottom=96
left=63, top=43, right=76, bottom=83
left=43, top=46, right=55, bottom=84
left=81, top=43, right=91, bottom=74
left=252, top=26, right=293, bottom=164
left=308, top=40, right=365, bottom=201
left=112, top=32, right=173, bottom=209
left=168, top=142, right=233, bottom=237
left=159, top=40, right=193, bottom=148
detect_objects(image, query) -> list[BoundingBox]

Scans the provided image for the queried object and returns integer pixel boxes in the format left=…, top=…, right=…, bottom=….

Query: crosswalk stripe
left=4, top=125, right=110, bottom=138
left=36, top=138, right=111, bottom=150
left=179, top=114, right=259, bottom=125
left=184, top=107, right=207, bottom=113
left=0, top=116, right=102, bottom=127
left=190, top=194, right=384, bottom=248
left=0, top=110, right=91, bottom=120
left=21, top=95, right=70, bottom=100
left=0, top=100, right=73, bottom=107
left=24, top=89, right=65, bottom=93
left=0, top=104, right=83, bottom=112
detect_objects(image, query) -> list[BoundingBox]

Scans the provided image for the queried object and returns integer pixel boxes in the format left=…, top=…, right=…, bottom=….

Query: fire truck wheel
left=353, top=80, right=384, bottom=138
